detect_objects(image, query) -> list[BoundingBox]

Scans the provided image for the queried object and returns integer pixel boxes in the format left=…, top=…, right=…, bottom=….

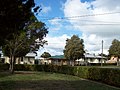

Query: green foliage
left=109, top=39, right=120, bottom=57
left=1, top=0, right=48, bottom=73
left=77, top=67, right=90, bottom=78
left=87, top=68, right=120, bottom=87
left=1, top=64, right=120, bottom=87
left=3, top=32, right=30, bottom=57
left=64, top=35, right=85, bottom=62
left=0, top=64, right=9, bottom=71
left=41, top=52, right=51, bottom=58
left=0, top=72, right=119, bottom=90
left=109, top=39, right=120, bottom=66
left=0, top=0, right=38, bottom=46
left=26, top=21, right=48, bottom=51
left=87, top=68, right=101, bottom=80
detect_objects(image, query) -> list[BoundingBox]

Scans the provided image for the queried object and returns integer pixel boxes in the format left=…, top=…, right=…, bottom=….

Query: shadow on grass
left=0, top=71, right=13, bottom=78
left=0, top=80, right=119, bottom=90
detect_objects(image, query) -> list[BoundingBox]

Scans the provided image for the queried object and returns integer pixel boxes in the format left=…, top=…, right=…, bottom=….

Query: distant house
left=8, top=52, right=37, bottom=64
left=3, top=52, right=37, bottom=65
left=39, top=55, right=67, bottom=65
left=48, top=55, right=67, bottom=65
left=76, top=53, right=107, bottom=65
left=39, top=57, right=51, bottom=65
left=39, top=54, right=107, bottom=66
left=23, top=52, right=37, bottom=64
left=0, top=47, right=6, bottom=63
left=106, top=56, right=119, bottom=63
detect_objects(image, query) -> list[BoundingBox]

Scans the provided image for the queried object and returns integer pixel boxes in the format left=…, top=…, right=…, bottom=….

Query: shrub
left=77, top=66, right=90, bottom=78
left=87, top=67, right=101, bottom=81
left=13, top=64, right=120, bottom=87
left=100, top=68, right=120, bottom=87
left=0, top=63, right=9, bottom=71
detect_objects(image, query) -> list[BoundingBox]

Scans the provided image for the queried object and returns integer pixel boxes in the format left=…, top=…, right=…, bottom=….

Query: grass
left=0, top=71, right=119, bottom=90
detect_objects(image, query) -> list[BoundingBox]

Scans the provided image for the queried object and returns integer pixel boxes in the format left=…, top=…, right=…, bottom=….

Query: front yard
left=0, top=71, right=119, bottom=90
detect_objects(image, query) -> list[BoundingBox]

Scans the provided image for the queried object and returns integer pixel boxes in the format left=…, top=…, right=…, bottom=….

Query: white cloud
left=92, top=0, right=120, bottom=11
left=39, top=4, right=51, bottom=15
left=37, top=34, right=70, bottom=57
left=48, top=18, right=63, bottom=31
left=62, top=0, right=120, bottom=55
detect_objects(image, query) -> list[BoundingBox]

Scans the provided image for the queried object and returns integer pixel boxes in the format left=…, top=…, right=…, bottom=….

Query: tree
left=41, top=52, right=51, bottom=58
left=3, top=20, right=48, bottom=73
left=3, top=32, right=30, bottom=73
left=108, top=39, right=120, bottom=66
left=25, top=18, right=48, bottom=51
left=0, top=0, right=48, bottom=73
left=64, top=35, right=85, bottom=66
left=0, top=0, right=40, bottom=46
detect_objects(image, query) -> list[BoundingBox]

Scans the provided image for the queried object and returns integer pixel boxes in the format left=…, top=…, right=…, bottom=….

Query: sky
left=34, top=0, right=120, bottom=57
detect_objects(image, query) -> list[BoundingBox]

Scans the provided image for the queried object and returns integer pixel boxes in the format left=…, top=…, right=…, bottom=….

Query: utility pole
left=101, top=40, right=103, bottom=66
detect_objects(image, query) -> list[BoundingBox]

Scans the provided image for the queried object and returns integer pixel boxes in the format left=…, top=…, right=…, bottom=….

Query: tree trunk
left=72, top=60, right=75, bottom=66
left=117, top=58, right=119, bottom=66
left=9, top=56, right=12, bottom=72
left=9, top=56, right=15, bottom=74
left=84, top=58, right=87, bottom=66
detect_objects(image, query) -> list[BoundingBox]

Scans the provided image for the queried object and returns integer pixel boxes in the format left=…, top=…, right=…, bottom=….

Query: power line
left=75, top=23, right=120, bottom=26
left=48, top=22, right=120, bottom=26
left=40, top=12, right=120, bottom=26
left=64, top=19, right=120, bottom=23
left=40, top=12, right=120, bottom=20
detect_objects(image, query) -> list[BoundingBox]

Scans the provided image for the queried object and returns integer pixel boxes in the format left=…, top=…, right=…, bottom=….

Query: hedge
left=89, top=63, right=117, bottom=66
left=0, top=64, right=9, bottom=71
left=0, top=64, right=120, bottom=87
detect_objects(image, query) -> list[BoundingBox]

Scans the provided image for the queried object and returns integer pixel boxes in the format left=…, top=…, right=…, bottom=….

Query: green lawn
left=0, top=71, right=119, bottom=90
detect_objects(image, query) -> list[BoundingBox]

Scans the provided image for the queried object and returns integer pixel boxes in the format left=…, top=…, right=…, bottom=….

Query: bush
left=100, top=68, right=120, bottom=87
left=13, top=64, right=120, bottom=87
left=77, top=66, right=90, bottom=78
left=87, top=67, right=101, bottom=80
left=0, top=63, right=9, bottom=71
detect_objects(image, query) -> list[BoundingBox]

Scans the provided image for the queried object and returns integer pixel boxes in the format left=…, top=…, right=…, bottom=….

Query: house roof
left=25, top=52, right=36, bottom=57
left=85, top=54, right=106, bottom=59
left=49, top=55, right=66, bottom=59
left=48, top=54, right=106, bottom=60
left=0, top=49, right=3, bottom=57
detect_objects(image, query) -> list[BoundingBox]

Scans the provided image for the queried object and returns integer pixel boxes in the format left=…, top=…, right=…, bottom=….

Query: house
left=0, top=47, right=5, bottom=63
left=76, top=53, right=107, bottom=65
left=106, top=56, right=119, bottom=63
left=48, top=55, right=67, bottom=65
left=23, top=52, right=37, bottom=64
left=39, top=54, right=107, bottom=66
left=39, top=57, right=51, bottom=65
left=39, top=55, right=68, bottom=65
left=3, top=52, right=37, bottom=65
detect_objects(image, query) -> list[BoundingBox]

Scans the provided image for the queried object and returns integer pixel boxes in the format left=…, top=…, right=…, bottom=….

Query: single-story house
left=39, top=55, right=67, bottom=65
left=106, top=56, right=120, bottom=63
left=48, top=55, right=67, bottom=65
left=39, top=54, right=107, bottom=66
left=39, top=57, right=51, bottom=65
left=0, top=47, right=5, bottom=63
left=2, top=52, right=37, bottom=65
left=22, top=52, right=37, bottom=64
left=76, top=53, right=107, bottom=65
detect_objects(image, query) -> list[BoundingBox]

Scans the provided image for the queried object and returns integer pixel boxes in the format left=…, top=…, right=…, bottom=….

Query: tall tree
left=109, top=39, right=120, bottom=66
left=25, top=17, right=48, bottom=51
left=64, top=35, right=85, bottom=66
left=41, top=52, right=51, bottom=58
left=3, top=20, right=48, bottom=73
left=3, top=32, right=30, bottom=73
left=0, top=0, right=48, bottom=73
left=0, top=0, right=39, bottom=46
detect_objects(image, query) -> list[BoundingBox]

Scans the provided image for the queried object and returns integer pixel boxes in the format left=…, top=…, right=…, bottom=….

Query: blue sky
left=34, top=0, right=120, bottom=57
left=35, top=0, right=83, bottom=37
